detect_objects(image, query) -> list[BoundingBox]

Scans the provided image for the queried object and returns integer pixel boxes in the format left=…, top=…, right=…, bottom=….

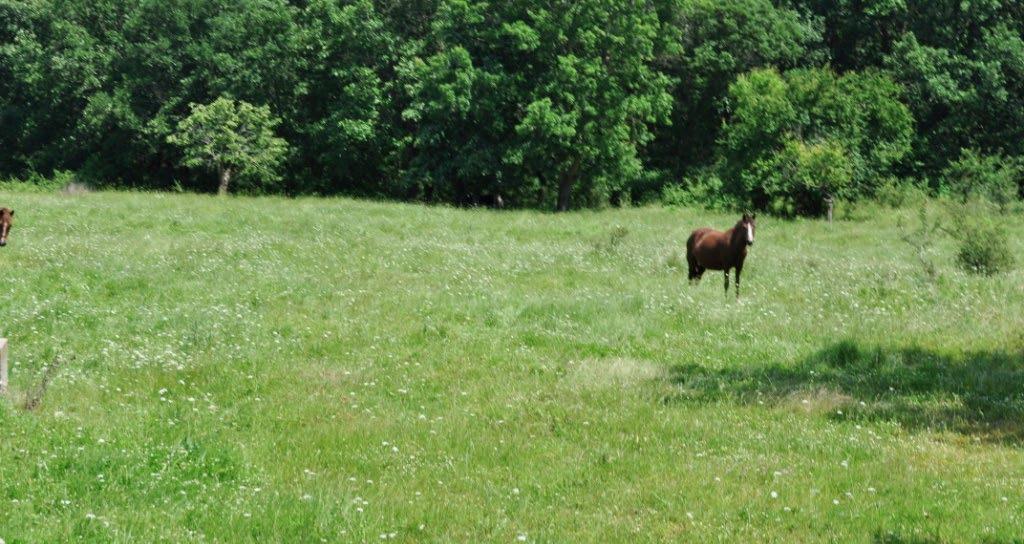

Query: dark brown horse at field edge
left=686, top=214, right=756, bottom=298
left=0, top=208, right=13, bottom=247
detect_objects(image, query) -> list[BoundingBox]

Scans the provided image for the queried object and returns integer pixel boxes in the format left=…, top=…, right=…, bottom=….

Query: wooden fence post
left=0, top=338, right=8, bottom=395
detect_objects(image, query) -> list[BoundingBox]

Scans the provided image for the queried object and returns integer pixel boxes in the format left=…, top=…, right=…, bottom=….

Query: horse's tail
left=685, top=230, right=699, bottom=257
left=685, top=230, right=702, bottom=280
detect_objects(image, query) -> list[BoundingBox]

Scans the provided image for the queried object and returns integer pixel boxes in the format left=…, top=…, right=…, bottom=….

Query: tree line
left=2, top=0, right=1023, bottom=213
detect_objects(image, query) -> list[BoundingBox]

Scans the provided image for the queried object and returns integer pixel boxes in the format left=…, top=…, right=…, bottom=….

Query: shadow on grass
left=666, top=340, right=1024, bottom=444
left=873, top=530, right=1022, bottom=544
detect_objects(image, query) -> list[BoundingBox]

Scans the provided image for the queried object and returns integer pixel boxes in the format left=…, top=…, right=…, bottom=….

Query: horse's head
left=0, top=208, right=13, bottom=247
left=738, top=213, right=756, bottom=246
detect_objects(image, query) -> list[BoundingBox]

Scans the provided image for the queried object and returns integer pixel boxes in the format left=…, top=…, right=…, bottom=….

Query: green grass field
left=0, top=190, right=1022, bottom=542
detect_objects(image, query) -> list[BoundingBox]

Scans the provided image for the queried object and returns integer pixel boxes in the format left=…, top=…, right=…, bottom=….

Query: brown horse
left=686, top=214, right=756, bottom=298
left=0, top=208, right=12, bottom=247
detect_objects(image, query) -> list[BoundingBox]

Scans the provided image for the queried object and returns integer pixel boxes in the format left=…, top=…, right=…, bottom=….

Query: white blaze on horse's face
left=745, top=223, right=754, bottom=245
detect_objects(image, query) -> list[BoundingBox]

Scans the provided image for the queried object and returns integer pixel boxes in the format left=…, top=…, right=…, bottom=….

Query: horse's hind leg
left=723, top=269, right=730, bottom=296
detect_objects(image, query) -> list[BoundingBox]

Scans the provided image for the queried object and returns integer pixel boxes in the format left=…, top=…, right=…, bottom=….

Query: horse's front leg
left=723, top=269, right=730, bottom=296
left=734, top=266, right=742, bottom=300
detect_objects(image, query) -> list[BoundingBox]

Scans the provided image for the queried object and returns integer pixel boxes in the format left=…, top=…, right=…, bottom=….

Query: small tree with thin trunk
left=168, top=97, right=288, bottom=195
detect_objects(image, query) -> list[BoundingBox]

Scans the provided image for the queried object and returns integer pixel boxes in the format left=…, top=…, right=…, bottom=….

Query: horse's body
left=0, top=208, right=12, bottom=247
left=686, top=214, right=755, bottom=298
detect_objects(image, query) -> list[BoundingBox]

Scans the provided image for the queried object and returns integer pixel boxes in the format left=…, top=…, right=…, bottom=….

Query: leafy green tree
left=0, top=0, right=300, bottom=188
left=167, top=97, right=288, bottom=195
left=718, top=67, right=912, bottom=214
left=395, top=38, right=479, bottom=202
left=515, top=0, right=673, bottom=210
left=0, top=0, right=117, bottom=177
left=196, top=2, right=302, bottom=110
left=789, top=0, right=1024, bottom=178
left=647, top=0, right=823, bottom=187
left=298, top=0, right=395, bottom=196
left=73, top=0, right=216, bottom=185
left=781, top=0, right=908, bottom=71
left=398, top=0, right=672, bottom=210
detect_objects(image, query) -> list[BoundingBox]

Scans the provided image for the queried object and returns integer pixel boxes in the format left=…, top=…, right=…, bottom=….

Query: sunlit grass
left=0, top=190, right=1022, bottom=542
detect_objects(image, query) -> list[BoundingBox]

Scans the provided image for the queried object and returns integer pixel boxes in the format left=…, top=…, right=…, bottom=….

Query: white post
left=0, top=338, right=7, bottom=395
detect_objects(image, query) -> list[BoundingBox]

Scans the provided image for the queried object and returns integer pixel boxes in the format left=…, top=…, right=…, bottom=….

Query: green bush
left=717, top=67, right=913, bottom=215
left=745, top=138, right=853, bottom=217
left=897, top=203, right=944, bottom=281
left=0, top=170, right=77, bottom=193
left=661, top=172, right=730, bottom=209
left=876, top=177, right=929, bottom=208
left=949, top=207, right=1015, bottom=275
left=592, top=225, right=630, bottom=255
left=955, top=225, right=1014, bottom=275
left=941, top=149, right=1021, bottom=210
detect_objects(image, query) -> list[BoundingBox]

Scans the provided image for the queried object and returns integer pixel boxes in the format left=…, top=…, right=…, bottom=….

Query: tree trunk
left=557, top=178, right=571, bottom=212
left=218, top=166, right=232, bottom=196
left=556, top=160, right=581, bottom=212
left=825, top=195, right=834, bottom=224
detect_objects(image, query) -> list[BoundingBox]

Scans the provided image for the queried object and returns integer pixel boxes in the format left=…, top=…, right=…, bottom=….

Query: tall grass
left=0, top=190, right=1022, bottom=542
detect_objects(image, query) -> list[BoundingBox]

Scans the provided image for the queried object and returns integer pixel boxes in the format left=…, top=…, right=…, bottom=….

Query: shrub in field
left=592, top=225, right=630, bottom=255
left=0, top=170, right=75, bottom=193
left=661, top=171, right=730, bottom=210
left=954, top=220, right=1015, bottom=276
left=956, top=227, right=1014, bottom=275
left=941, top=149, right=1021, bottom=211
left=876, top=177, right=929, bottom=208
left=945, top=200, right=1015, bottom=275
left=897, top=203, right=945, bottom=281
left=900, top=199, right=1015, bottom=278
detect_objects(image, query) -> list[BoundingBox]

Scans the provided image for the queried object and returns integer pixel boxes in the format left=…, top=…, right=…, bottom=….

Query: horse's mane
left=729, top=221, right=745, bottom=243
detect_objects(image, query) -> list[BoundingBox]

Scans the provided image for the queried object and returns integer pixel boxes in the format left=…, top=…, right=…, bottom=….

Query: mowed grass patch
left=0, top=190, right=1022, bottom=542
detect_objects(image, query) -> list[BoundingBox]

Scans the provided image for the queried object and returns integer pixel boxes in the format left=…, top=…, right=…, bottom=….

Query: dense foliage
left=2, top=0, right=1023, bottom=210
left=716, top=67, right=913, bottom=215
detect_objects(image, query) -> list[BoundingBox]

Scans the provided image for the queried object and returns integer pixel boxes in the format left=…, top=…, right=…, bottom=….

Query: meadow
left=0, top=189, right=1022, bottom=542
